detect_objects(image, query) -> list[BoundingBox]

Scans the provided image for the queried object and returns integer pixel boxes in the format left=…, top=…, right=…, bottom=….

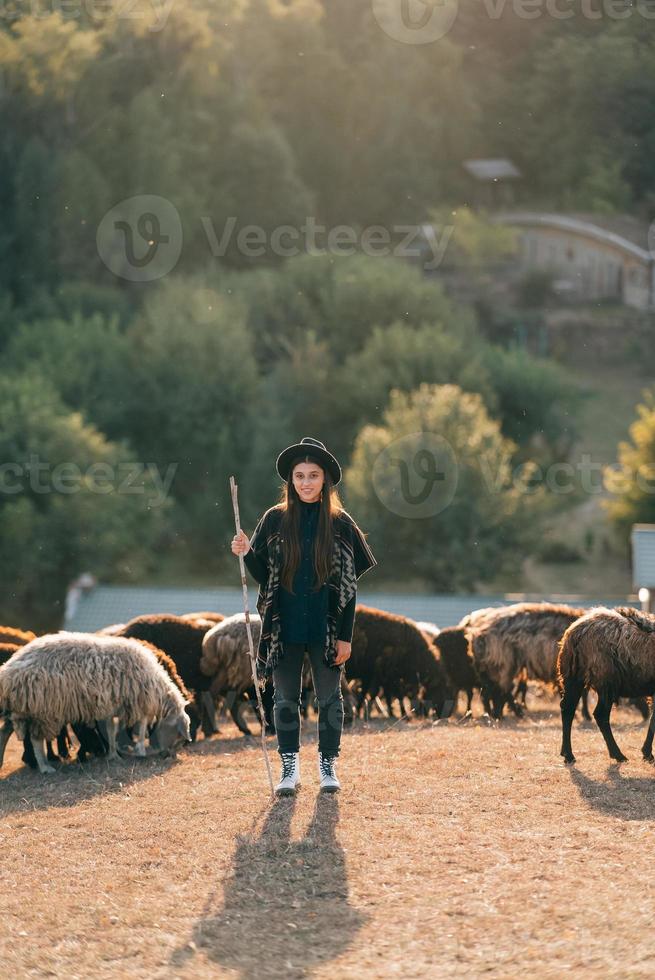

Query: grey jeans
left=272, top=640, right=344, bottom=757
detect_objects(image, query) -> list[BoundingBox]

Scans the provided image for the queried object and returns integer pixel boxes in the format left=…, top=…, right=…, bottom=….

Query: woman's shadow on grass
left=170, top=794, right=366, bottom=979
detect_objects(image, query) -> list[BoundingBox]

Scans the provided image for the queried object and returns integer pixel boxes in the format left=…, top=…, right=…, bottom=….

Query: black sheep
left=347, top=605, right=453, bottom=720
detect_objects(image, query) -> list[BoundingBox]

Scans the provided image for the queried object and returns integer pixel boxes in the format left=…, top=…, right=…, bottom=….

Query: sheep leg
left=580, top=689, right=592, bottom=722
left=514, top=673, right=528, bottom=706
left=56, top=726, right=72, bottom=760
left=0, top=718, right=13, bottom=768
left=384, top=694, right=396, bottom=719
left=506, top=691, right=524, bottom=719
left=199, top=691, right=219, bottom=736
left=640, top=703, right=655, bottom=761
left=133, top=718, right=148, bottom=757
left=398, top=695, right=411, bottom=719
left=560, top=678, right=583, bottom=764
left=30, top=736, right=56, bottom=775
left=355, top=688, right=368, bottom=717
left=593, top=694, right=627, bottom=762
left=230, top=698, right=254, bottom=737
left=104, top=716, right=120, bottom=761
left=486, top=682, right=511, bottom=721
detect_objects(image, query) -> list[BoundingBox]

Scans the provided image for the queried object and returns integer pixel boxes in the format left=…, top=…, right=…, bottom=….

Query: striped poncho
left=246, top=505, right=378, bottom=680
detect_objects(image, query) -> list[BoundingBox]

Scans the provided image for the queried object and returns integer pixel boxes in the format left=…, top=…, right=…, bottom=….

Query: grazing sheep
left=419, top=630, right=457, bottom=719
left=470, top=602, right=587, bottom=721
left=347, top=605, right=454, bottom=720
left=73, top=637, right=202, bottom=762
left=0, top=643, right=73, bottom=768
left=558, top=606, right=655, bottom=764
left=0, top=626, right=36, bottom=646
left=200, top=614, right=275, bottom=736
left=0, top=631, right=191, bottom=774
left=118, top=615, right=217, bottom=736
left=430, top=606, right=519, bottom=717
left=432, top=625, right=481, bottom=716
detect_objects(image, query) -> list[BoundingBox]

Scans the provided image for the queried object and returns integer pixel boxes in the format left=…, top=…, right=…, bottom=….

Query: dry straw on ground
left=1, top=700, right=655, bottom=978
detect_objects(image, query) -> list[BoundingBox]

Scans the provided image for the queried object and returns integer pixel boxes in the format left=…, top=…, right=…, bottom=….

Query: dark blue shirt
left=244, top=500, right=356, bottom=644
left=279, top=500, right=329, bottom=645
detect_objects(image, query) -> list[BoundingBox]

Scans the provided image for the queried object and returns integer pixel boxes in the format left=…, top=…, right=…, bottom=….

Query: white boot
left=318, top=752, right=341, bottom=793
left=275, top=751, right=301, bottom=796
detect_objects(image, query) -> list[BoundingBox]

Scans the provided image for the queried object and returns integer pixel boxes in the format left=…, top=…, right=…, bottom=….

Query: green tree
left=5, top=312, right=133, bottom=439
left=344, top=383, right=542, bottom=590
left=0, top=372, right=170, bottom=630
left=604, top=391, right=655, bottom=533
left=481, top=346, right=583, bottom=464
left=123, top=276, right=259, bottom=556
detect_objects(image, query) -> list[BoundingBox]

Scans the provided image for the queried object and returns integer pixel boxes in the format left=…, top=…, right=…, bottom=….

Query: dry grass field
left=2, top=699, right=655, bottom=979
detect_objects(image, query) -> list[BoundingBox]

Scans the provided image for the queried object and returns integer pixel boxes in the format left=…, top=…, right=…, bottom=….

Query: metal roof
left=463, top=159, right=522, bottom=181
left=493, top=210, right=654, bottom=263
left=63, top=585, right=639, bottom=633
left=632, top=525, right=655, bottom=588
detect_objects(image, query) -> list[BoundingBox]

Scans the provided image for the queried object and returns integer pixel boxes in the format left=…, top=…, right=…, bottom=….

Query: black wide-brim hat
left=276, top=436, right=342, bottom=486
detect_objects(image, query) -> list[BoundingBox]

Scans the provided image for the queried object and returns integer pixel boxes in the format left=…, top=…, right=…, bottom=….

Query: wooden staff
left=229, top=476, right=275, bottom=799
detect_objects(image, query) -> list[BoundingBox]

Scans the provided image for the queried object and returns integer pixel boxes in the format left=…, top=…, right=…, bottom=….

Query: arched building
left=493, top=211, right=655, bottom=310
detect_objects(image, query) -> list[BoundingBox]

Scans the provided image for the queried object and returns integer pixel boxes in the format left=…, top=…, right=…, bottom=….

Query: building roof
left=62, top=584, right=639, bottom=633
left=493, top=210, right=654, bottom=262
left=463, top=159, right=522, bottom=181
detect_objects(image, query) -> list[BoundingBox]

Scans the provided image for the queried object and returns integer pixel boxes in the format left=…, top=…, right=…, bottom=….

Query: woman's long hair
left=276, top=457, right=345, bottom=594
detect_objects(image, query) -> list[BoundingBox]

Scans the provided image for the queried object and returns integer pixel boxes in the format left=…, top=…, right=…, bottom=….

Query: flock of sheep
left=1, top=600, right=655, bottom=776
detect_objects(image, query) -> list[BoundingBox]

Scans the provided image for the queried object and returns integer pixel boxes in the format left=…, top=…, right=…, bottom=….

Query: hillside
left=489, top=328, right=652, bottom=598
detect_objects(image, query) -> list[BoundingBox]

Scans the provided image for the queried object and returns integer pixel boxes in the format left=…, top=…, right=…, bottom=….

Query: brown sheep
left=557, top=606, right=655, bottom=764
left=348, top=605, right=454, bottom=720
left=469, top=602, right=587, bottom=721
left=432, top=624, right=481, bottom=716
left=0, top=626, right=36, bottom=646
left=431, top=605, right=525, bottom=717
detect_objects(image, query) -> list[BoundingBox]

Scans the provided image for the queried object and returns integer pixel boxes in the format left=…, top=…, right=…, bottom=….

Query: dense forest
left=1, top=1, right=654, bottom=626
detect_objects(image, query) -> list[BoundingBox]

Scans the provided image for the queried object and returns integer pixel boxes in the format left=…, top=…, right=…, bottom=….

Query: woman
left=231, top=437, right=377, bottom=796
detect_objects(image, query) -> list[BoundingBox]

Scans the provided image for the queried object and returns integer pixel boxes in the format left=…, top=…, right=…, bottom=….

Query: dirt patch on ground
left=1, top=702, right=654, bottom=978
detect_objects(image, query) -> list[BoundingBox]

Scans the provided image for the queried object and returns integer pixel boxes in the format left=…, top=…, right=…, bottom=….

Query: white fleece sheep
left=0, top=631, right=191, bottom=774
